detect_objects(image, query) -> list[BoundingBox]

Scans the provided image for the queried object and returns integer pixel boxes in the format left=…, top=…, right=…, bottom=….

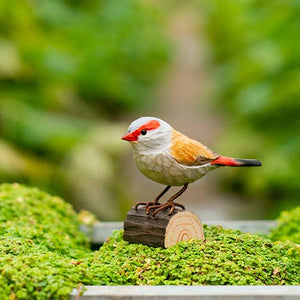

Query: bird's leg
left=145, top=186, right=171, bottom=211
left=151, top=183, right=188, bottom=217
left=134, top=186, right=171, bottom=211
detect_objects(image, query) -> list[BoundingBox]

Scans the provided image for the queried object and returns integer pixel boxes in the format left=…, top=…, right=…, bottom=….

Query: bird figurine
left=122, top=117, right=262, bottom=217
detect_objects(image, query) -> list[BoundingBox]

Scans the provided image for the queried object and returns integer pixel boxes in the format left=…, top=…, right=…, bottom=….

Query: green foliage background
left=0, top=0, right=168, bottom=114
left=0, top=0, right=298, bottom=219
left=0, top=0, right=169, bottom=220
left=201, top=0, right=300, bottom=216
left=269, top=206, right=300, bottom=244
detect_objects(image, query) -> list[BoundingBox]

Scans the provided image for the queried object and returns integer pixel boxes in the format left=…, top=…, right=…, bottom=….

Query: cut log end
left=123, top=208, right=204, bottom=248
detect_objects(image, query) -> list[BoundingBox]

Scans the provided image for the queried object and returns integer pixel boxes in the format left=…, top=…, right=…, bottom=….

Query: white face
left=122, top=117, right=172, bottom=153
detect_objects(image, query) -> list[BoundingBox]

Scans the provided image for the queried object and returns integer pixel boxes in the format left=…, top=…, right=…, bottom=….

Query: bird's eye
left=141, top=129, right=147, bottom=135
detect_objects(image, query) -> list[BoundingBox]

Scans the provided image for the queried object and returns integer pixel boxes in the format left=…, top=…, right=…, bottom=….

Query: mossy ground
left=0, top=184, right=299, bottom=299
left=269, top=206, right=300, bottom=244
left=0, top=183, right=89, bottom=257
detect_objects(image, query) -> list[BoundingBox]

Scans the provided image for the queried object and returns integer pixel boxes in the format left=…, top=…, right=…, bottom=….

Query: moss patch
left=0, top=183, right=89, bottom=257
left=269, top=206, right=300, bottom=244
left=0, top=237, right=83, bottom=299
left=0, top=184, right=299, bottom=299
left=88, top=229, right=299, bottom=286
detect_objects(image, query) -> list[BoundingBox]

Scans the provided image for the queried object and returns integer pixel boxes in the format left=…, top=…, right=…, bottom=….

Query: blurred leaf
left=0, top=0, right=170, bottom=218
left=201, top=0, right=300, bottom=216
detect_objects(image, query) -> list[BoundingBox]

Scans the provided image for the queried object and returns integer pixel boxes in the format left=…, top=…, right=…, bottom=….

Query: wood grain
left=123, top=208, right=204, bottom=248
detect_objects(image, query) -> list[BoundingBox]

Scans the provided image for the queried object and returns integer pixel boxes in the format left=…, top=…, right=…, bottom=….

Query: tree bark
left=123, top=208, right=204, bottom=248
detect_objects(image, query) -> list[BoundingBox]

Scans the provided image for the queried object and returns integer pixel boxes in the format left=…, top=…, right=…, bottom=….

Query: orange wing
left=170, top=129, right=219, bottom=166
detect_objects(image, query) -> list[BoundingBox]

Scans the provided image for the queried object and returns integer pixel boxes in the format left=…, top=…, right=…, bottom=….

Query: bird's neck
left=132, top=143, right=170, bottom=156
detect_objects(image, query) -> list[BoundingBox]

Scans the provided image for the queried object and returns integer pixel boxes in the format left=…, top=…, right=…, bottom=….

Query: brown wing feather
left=170, top=129, right=218, bottom=166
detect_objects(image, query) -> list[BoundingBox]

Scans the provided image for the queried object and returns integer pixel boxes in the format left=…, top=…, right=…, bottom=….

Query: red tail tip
left=211, top=156, right=262, bottom=167
left=211, top=156, right=240, bottom=166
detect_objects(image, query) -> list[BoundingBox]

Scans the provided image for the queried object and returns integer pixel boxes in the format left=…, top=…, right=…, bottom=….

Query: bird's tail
left=211, top=156, right=262, bottom=167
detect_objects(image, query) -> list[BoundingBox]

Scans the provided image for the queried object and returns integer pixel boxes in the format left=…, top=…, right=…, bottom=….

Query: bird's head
left=122, top=117, right=172, bottom=153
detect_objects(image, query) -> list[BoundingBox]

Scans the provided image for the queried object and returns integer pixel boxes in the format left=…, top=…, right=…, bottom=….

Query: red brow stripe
left=131, top=120, right=160, bottom=137
left=139, top=120, right=160, bottom=131
left=122, top=120, right=160, bottom=141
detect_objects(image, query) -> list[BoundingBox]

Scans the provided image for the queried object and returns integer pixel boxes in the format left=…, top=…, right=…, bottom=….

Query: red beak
left=121, top=132, right=138, bottom=141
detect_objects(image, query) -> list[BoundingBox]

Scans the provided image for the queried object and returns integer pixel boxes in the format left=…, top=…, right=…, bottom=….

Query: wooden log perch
left=123, top=208, right=204, bottom=248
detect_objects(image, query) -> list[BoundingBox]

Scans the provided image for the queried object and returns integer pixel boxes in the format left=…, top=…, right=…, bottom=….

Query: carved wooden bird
left=122, top=117, right=262, bottom=217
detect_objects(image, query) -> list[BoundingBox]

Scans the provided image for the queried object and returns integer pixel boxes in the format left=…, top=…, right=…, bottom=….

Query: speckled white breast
left=133, top=150, right=218, bottom=186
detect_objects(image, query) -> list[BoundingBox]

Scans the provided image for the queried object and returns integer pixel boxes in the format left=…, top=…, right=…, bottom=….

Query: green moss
left=0, top=184, right=299, bottom=299
left=0, top=183, right=90, bottom=257
left=85, top=229, right=299, bottom=286
left=269, top=206, right=300, bottom=244
left=0, top=237, right=82, bottom=299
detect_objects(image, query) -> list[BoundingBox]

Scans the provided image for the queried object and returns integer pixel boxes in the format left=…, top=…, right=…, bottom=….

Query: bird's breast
left=133, top=151, right=214, bottom=186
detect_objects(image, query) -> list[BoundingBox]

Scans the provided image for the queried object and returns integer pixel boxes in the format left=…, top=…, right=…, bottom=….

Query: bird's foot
left=147, top=201, right=185, bottom=217
left=134, top=201, right=159, bottom=212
